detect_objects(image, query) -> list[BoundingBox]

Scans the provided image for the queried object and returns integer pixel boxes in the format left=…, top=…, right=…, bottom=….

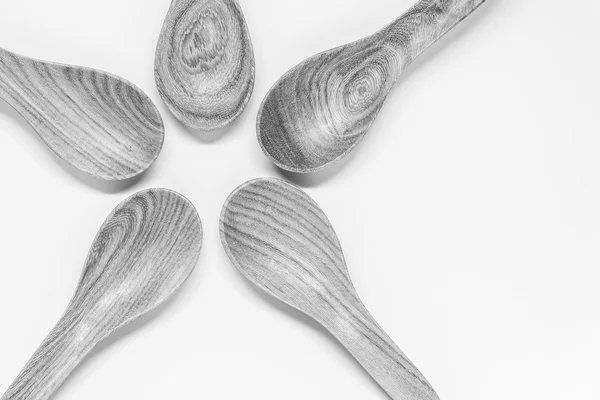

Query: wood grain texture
left=1, top=189, right=202, bottom=400
left=258, top=0, right=486, bottom=173
left=0, top=48, right=165, bottom=181
left=220, top=178, right=438, bottom=400
left=155, top=0, right=255, bottom=130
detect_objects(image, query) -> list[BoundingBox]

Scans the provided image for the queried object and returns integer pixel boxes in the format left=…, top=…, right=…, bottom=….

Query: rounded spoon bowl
left=155, top=0, right=255, bottom=130
left=0, top=48, right=164, bottom=181
left=221, top=178, right=438, bottom=400
left=258, top=0, right=486, bottom=173
left=1, top=188, right=202, bottom=400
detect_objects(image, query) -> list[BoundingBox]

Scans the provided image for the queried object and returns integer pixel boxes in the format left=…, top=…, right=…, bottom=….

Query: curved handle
left=324, top=303, right=439, bottom=400
left=1, top=310, right=95, bottom=400
left=0, top=48, right=29, bottom=111
left=382, top=0, right=487, bottom=65
left=0, top=48, right=17, bottom=101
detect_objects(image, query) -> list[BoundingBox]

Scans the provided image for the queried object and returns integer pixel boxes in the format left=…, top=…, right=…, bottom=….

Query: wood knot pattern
left=0, top=48, right=164, bottom=181
left=155, top=0, right=255, bottom=130
left=220, top=178, right=439, bottom=400
left=257, top=0, right=487, bottom=173
left=181, top=8, right=228, bottom=71
left=258, top=44, right=402, bottom=172
left=1, top=189, right=202, bottom=400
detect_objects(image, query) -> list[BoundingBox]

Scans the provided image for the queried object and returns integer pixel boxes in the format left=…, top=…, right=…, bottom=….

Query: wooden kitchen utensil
left=220, top=177, right=438, bottom=400
left=155, top=0, right=255, bottom=130
left=258, top=0, right=486, bottom=173
left=1, top=188, right=202, bottom=400
left=0, top=48, right=165, bottom=181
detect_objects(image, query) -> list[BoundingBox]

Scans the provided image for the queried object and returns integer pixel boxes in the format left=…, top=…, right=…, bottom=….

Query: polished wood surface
left=155, top=0, right=255, bottom=130
left=221, top=178, right=438, bottom=400
left=0, top=48, right=165, bottom=181
left=1, top=189, right=202, bottom=400
left=258, top=0, right=486, bottom=173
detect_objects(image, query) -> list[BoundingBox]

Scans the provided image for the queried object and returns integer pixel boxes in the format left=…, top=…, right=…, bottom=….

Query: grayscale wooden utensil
left=155, top=0, right=255, bottom=130
left=258, top=0, right=486, bottom=173
left=220, top=178, right=438, bottom=400
left=0, top=48, right=165, bottom=181
left=1, top=189, right=202, bottom=400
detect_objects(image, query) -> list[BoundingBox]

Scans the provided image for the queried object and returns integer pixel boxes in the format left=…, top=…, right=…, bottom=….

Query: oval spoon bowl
left=0, top=48, right=165, bottom=181
left=221, top=178, right=438, bottom=400
left=1, top=188, right=202, bottom=400
left=155, top=0, right=255, bottom=130
left=257, top=0, right=486, bottom=173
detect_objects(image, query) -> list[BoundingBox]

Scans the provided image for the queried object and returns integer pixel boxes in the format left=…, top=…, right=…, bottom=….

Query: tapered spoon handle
left=1, top=310, right=94, bottom=400
left=0, top=48, right=38, bottom=104
left=0, top=48, right=19, bottom=101
left=384, top=0, right=486, bottom=66
left=324, top=306, right=438, bottom=400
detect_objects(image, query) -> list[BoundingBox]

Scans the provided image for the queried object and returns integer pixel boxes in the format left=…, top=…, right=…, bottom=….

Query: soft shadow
left=179, top=105, right=251, bottom=144
left=272, top=150, right=360, bottom=188
left=183, top=123, right=233, bottom=144
left=222, top=249, right=391, bottom=399
left=54, top=160, right=150, bottom=194
left=0, top=100, right=150, bottom=194
left=0, top=99, right=33, bottom=136
left=267, top=1, right=496, bottom=188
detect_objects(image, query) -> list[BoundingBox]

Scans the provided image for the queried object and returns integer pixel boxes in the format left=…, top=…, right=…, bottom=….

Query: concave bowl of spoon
left=220, top=177, right=439, bottom=400
left=257, top=0, right=487, bottom=173
left=1, top=188, right=202, bottom=400
left=0, top=48, right=165, bottom=181
left=256, top=38, right=400, bottom=174
left=155, top=0, right=255, bottom=130
left=72, top=188, right=204, bottom=331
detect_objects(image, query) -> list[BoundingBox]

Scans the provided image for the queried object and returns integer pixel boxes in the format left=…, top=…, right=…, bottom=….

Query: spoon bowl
left=0, top=48, right=165, bottom=181
left=258, top=0, right=486, bottom=173
left=1, top=188, right=202, bottom=400
left=220, top=178, right=438, bottom=400
left=155, top=0, right=255, bottom=130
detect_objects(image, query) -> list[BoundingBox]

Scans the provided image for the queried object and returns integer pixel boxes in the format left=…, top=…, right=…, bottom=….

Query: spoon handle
left=383, top=0, right=486, bottom=65
left=1, top=311, right=95, bottom=400
left=0, top=49, right=35, bottom=113
left=326, top=306, right=438, bottom=400
left=0, top=48, right=19, bottom=103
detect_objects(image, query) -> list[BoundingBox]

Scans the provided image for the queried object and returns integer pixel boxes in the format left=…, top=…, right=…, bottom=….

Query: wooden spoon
left=258, top=0, right=486, bottom=173
left=220, top=177, right=438, bottom=400
left=155, top=0, right=255, bottom=130
left=1, top=188, right=202, bottom=400
left=0, top=48, right=165, bottom=181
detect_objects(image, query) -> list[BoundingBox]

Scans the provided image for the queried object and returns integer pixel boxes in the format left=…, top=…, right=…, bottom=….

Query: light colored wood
left=0, top=48, right=165, bottom=181
left=155, top=0, right=255, bottom=130
left=1, top=189, right=202, bottom=400
left=258, top=0, right=486, bottom=173
left=220, top=177, right=438, bottom=400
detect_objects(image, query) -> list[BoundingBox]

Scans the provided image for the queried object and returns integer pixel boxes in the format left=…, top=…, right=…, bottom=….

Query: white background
left=0, top=1, right=599, bottom=399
